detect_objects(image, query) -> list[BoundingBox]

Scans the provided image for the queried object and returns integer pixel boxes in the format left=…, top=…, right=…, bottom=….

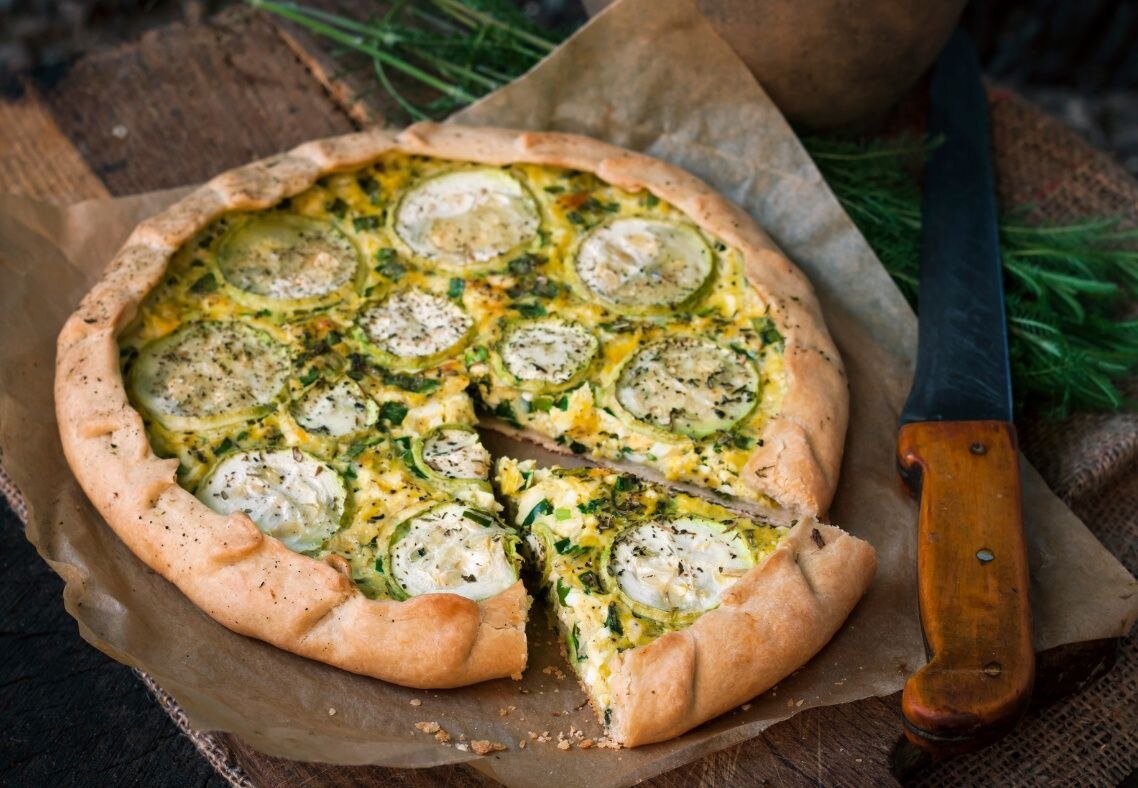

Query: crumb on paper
left=415, top=721, right=440, bottom=734
left=499, top=705, right=517, bottom=717
left=471, top=740, right=507, bottom=755
left=510, top=671, right=524, bottom=681
left=327, top=707, right=337, bottom=716
left=786, top=698, right=795, bottom=709
left=542, top=665, right=566, bottom=680
left=455, top=742, right=470, bottom=752
left=741, top=703, right=752, bottom=711
left=796, top=699, right=804, bottom=707
left=578, top=739, right=595, bottom=749
left=557, top=739, right=571, bottom=751
left=409, top=698, right=422, bottom=707
left=435, top=729, right=451, bottom=744
left=596, top=738, right=622, bottom=750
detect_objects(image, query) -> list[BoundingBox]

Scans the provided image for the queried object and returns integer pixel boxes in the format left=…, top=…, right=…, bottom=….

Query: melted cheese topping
left=422, top=427, right=491, bottom=479
left=498, top=318, right=598, bottom=386
left=610, top=518, right=752, bottom=614
left=574, top=218, right=712, bottom=309
left=218, top=214, right=359, bottom=301
left=616, top=336, right=759, bottom=437
left=197, top=448, right=345, bottom=553
left=359, top=288, right=472, bottom=359
left=394, top=169, right=540, bottom=267
left=389, top=503, right=517, bottom=600
left=291, top=377, right=377, bottom=437
left=131, top=321, right=289, bottom=430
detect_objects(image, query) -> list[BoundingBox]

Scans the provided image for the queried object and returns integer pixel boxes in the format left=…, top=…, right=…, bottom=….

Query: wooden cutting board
left=1, top=7, right=1124, bottom=785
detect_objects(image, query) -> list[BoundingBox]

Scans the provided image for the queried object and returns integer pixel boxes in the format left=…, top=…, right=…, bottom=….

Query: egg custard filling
left=118, top=151, right=792, bottom=605
left=495, top=457, right=788, bottom=717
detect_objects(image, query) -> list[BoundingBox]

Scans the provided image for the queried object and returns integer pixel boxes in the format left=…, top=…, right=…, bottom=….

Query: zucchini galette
left=56, top=124, right=874, bottom=744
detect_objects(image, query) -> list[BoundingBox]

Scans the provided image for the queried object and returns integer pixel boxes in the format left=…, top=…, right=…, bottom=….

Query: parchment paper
left=1, top=0, right=1136, bottom=785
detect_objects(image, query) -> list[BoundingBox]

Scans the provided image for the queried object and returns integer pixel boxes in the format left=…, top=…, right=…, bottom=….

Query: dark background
left=1, top=1, right=1135, bottom=785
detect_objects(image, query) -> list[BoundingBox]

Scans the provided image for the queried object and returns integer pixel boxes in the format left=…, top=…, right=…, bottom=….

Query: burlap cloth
left=2, top=86, right=1135, bottom=785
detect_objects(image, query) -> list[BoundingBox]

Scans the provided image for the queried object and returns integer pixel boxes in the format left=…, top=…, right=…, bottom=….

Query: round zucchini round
left=130, top=321, right=291, bottom=432
left=290, top=377, right=378, bottom=437
left=393, top=169, right=541, bottom=269
left=615, top=335, right=759, bottom=438
left=196, top=448, right=346, bottom=553
left=388, top=502, right=521, bottom=601
left=494, top=317, right=599, bottom=393
left=573, top=218, right=714, bottom=313
left=217, top=213, right=362, bottom=309
left=357, top=287, right=473, bottom=370
left=419, top=425, right=492, bottom=480
left=602, top=516, right=754, bottom=625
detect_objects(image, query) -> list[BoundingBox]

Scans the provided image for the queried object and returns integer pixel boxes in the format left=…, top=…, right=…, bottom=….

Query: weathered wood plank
left=0, top=85, right=108, bottom=203
left=35, top=6, right=357, bottom=196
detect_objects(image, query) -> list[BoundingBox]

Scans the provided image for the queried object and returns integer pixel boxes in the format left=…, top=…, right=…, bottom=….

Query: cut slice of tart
left=495, top=457, right=876, bottom=747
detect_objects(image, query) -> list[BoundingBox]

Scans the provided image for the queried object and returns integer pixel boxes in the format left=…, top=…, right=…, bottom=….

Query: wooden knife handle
left=897, top=420, right=1034, bottom=755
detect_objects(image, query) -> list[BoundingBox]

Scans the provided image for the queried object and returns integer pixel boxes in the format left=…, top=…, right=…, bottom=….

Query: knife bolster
left=896, top=420, right=1034, bottom=755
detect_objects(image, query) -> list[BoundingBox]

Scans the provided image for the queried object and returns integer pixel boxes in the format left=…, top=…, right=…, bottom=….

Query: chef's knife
left=897, top=29, right=1034, bottom=755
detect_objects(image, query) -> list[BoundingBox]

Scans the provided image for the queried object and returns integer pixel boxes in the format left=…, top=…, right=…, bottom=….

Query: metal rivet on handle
left=970, top=442, right=987, bottom=455
left=976, top=548, right=995, bottom=563
left=983, top=661, right=1003, bottom=677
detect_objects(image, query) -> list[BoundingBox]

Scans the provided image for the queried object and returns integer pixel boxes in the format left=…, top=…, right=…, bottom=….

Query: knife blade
left=896, top=28, right=1034, bottom=755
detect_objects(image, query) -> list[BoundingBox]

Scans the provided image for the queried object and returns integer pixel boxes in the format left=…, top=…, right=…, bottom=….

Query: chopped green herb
left=571, top=624, right=584, bottom=661
left=556, top=578, right=571, bottom=606
left=734, top=434, right=755, bottom=449
left=215, top=437, right=234, bottom=455
left=352, top=215, right=381, bottom=231
left=543, top=185, right=565, bottom=194
left=553, top=393, right=570, bottom=411
left=254, top=308, right=272, bottom=318
left=298, top=367, right=320, bottom=386
left=730, top=342, right=759, bottom=362
left=507, top=254, right=542, bottom=276
left=579, top=570, right=601, bottom=593
left=569, top=441, right=588, bottom=455
left=358, top=175, right=382, bottom=205
left=605, top=603, right=624, bottom=635
left=641, top=192, right=660, bottom=208
left=514, top=301, right=546, bottom=318
left=522, top=498, right=553, bottom=527
left=566, top=211, right=586, bottom=226
left=614, top=475, right=638, bottom=492
left=379, top=401, right=408, bottom=426
left=577, top=499, right=602, bottom=514
left=753, top=316, right=784, bottom=349
left=464, top=345, right=489, bottom=365
left=345, top=441, right=368, bottom=459
left=382, top=370, right=439, bottom=394
left=554, top=507, right=572, bottom=521
left=494, top=400, right=520, bottom=426
left=326, top=197, right=349, bottom=218
left=189, top=273, right=218, bottom=294
left=343, top=464, right=358, bottom=480
left=374, top=556, right=384, bottom=574
left=377, top=258, right=406, bottom=281
left=447, top=277, right=465, bottom=298
left=531, top=395, right=554, bottom=413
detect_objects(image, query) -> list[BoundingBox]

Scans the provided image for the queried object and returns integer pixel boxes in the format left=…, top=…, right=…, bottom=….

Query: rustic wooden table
left=1, top=7, right=1132, bottom=786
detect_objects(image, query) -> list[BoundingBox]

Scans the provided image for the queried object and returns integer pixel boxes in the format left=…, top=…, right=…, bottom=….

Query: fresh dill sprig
left=805, top=135, right=1138, bottom=416
left=249, top=0, right=1138, bottom=416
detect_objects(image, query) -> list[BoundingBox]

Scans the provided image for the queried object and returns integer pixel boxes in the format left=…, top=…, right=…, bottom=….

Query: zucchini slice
left=130, top=321, right=290, bottom=432
left=574, top=218, right=714, bottom=313
left=393, top=169, right=540, bottom=268
left=419, top=425, right=491, bottom=480
left=604, top=516, right=753, bottom=624
left=495, top=317, right=599, bottom=392
left=290, top=377, right=378, bottom=437
left=357, top=288, right=473, bottom=369
left=615, top=335, right=759, bottom=438
left=196, top=448, right=346, bottom=553
left=388, top=502, right=521, bottom=601
left=217, top=214, right=361, bottom=308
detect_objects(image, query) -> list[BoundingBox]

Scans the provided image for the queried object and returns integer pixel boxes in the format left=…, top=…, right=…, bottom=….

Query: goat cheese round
left=196, top=448, right=346, bottom=553
left=575, top=218, right=713, bottom=311
left=498, top=318, right=599, bottom=388
left=610, top=517, right=753, bottom=615
left=616, top=335, right=759, bottom=437
left=421, top=427, right=491, bottom=480
left=389, top=503, right=519, bottom=601
left=218, top=214, right=359, bottom=302
left=290, top=377, right=378, bottom=437
left=394, top=169, right=540, bottom=267
left=131, top=321, right=290, bottom=431
left=359, top=288, right=473, bottom=360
